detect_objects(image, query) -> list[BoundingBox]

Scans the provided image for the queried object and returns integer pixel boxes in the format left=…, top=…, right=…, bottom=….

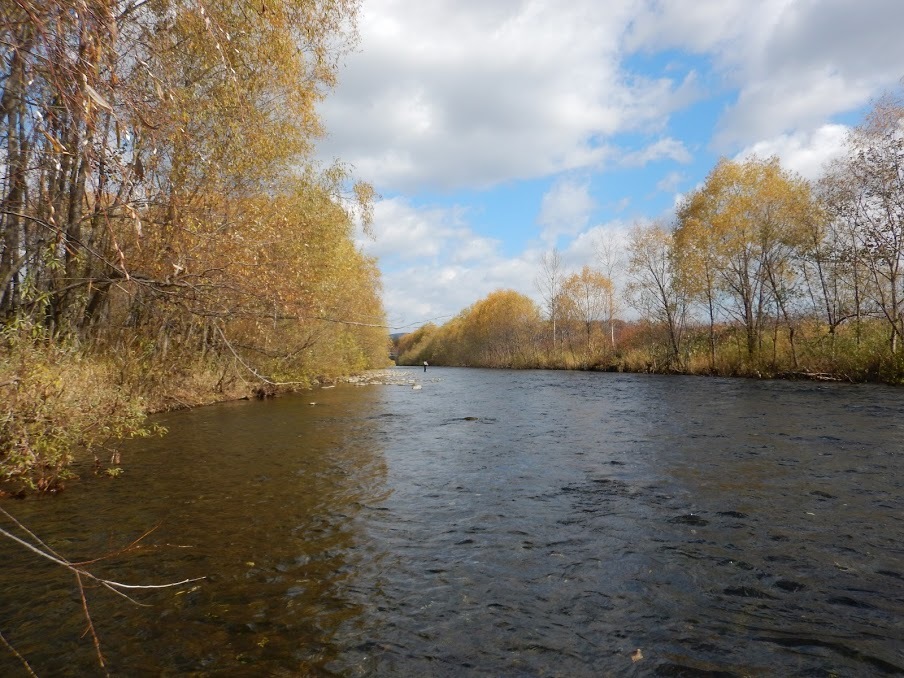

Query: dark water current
left=2, top=369, right=904, bottom=676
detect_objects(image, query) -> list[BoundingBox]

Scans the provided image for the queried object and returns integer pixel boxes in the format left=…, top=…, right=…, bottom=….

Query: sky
left=316, top=0, right=904, bottom=332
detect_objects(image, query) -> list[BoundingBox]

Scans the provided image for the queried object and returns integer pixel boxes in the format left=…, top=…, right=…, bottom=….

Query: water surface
left=1, top=369, right=903, bottom=676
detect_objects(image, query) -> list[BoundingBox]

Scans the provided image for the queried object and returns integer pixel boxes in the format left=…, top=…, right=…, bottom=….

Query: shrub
left=0, top=322, right=160, bottom=493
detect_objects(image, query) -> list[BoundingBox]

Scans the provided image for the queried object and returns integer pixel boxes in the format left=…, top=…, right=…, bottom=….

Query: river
left=1, top=368, right=903, bottom=676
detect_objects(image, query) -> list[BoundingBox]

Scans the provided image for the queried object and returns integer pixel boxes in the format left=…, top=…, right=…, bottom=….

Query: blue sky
left=316, top=0, right=904, bottom=331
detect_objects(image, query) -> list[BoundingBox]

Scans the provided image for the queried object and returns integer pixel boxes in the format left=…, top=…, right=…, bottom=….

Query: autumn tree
left=627, top=220, right=688, bottom=367
left=457, top=289, right=540, bottom=367
left=0, top=1, right=382, bottom=379
left=0, top=1, right=390, bottom=489
left=673, top=205, right=720, bottom=369
left=396, top=323, right=440, bottom=365
left=675, top=157, right=815, bottom=365
left=560, top=266, right=614, bottom=361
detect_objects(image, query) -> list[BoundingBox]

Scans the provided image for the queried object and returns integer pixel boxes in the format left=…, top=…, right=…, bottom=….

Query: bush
left=0, top=323, right=160, bottom=493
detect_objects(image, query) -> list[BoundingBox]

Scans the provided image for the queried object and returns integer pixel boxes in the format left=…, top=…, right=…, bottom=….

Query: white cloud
left=356, top=198, right=472, bottom=261
left=762, top=0, right=904, bottom=84
left=537, top=178, right=596, bottom=243
left=628, top=0, right=904, bottom=149
left=736, top=124, right=850, bottom=180
left=452, top=236, right=499, bottom=264
left=621, top=138, right=692, bottom=167
left=625, top=0, right=763, bottom=55
left=359, top=198, right=518, bottom=328
left=716, top=73, right=870, bottom=149
left=563, top=222, right=630, bottom=267
left=327, top=0, right=904, bottom=191
left=318, top=0, right=693, bottom=192
left=329, top=0, right=904, bottom=331
left=655, top=170, right=684, bottom=193
left=379, top=256, right=540, bottom=331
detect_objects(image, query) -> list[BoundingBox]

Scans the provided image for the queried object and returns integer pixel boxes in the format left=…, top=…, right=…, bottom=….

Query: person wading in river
left=423, top=361, right=428, bottom=372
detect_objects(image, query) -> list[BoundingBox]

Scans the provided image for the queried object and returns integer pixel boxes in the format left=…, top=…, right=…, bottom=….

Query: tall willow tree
left=459, top=289, right=540, bottom=367
left=1, top=0, right=385, bottom=387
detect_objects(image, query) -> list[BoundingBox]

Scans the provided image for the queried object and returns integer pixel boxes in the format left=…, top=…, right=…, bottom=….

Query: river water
left=1, top=368, right=903, bottom=676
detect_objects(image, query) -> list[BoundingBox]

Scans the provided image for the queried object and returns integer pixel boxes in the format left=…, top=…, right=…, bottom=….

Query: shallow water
left=1, top=368, right=903, bottom=676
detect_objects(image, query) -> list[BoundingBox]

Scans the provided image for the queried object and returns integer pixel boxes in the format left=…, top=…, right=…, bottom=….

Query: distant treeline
left=397, top=89, right=904, bottom=384
left=0, top=2, right=389, bottom=492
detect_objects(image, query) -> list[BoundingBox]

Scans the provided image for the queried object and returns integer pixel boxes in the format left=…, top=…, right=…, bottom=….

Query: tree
left=0, top=1, right=379, bottom=371
left=0, top=2, right=389, bottom=490
left=801, top=180, right=864, bottom=355
left=458, top=289, right=540, bottom=367
left=627, top=220, right=688, bottom=367
left=535, top=248, right=564, bottom=351
left=594, top=234, right=624, bottom=349
left=675, top=157, right=815, bottom=365
left=396, top=323, right=440, bottom=365
left=560, top=266, right=614, bottom=360
left=823, top=91, right=904, bottom=353
left=673, top=205, right=721, bottom=369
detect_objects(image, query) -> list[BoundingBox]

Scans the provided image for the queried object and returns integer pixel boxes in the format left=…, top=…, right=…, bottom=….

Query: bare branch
left=0, top=630, right=39, bottom=678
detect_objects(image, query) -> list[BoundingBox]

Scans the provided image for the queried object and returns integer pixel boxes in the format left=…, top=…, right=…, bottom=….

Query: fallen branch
left=0, top=507, right=204, bottom=674
left=0, top=630, right=38, bottom=678
left=77, top=571, right=108, bottom=676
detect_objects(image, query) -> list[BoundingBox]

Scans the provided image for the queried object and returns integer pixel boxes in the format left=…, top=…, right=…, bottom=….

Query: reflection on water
left=1, top=369, right=903, bottom=676
left=0, top=387, right=389, bottom=675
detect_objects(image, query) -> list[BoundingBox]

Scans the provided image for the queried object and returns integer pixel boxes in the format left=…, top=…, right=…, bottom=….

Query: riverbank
left=0, top=326, right=391, bottom=495
left=397, top=320, right=904, bottom=386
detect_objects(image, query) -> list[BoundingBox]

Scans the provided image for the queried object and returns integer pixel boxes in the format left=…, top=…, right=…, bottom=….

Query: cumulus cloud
left=762, top=0, right=904, bottom=84
left=328, top=0, right=904, bottom=331
left=377, top=254, right=541, bottom=331
left=358, top=198, right=465, bottom=261
left=625, top=0, right=760, bottom=55
left=359, top=197, right=503, bottom=264
left=323, top=0, right=904, bottom=193
left=736, top=124, right=850, bottom=180
left=361, top=198, right=637, bottom=329
left=628, top=0, right=904, bottom=148
left=318, top=0, right=694, bottom=192
left=359, top=198, right=520, bottom=328
left=716, top=74, right=871, bottom=149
